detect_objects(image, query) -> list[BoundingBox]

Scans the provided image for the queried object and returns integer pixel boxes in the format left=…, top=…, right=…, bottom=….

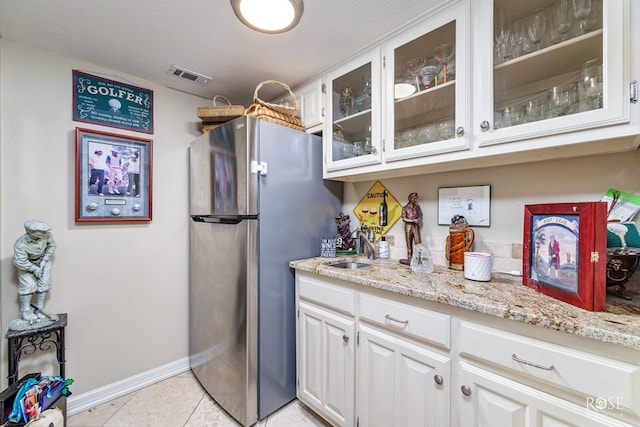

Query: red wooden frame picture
left=75, top=128, right=153, bottom=222
left=522, top=202, right=608, bottom=311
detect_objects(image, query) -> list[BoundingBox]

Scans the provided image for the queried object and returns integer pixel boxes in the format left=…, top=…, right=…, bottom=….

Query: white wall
left=0, top=39, right=206, bottom=395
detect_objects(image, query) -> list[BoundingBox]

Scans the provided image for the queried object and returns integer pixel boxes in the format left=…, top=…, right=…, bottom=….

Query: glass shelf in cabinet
left=395, top=81, right=455, bottom=124
left=494, top=30, right=602, bottom=91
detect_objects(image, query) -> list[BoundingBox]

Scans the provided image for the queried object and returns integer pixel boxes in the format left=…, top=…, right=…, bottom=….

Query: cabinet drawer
left=297, top=273, right=356, bottom=316
left=458, top=320, right=640, bottom=415
left=359, top=292, right=450, bottom=349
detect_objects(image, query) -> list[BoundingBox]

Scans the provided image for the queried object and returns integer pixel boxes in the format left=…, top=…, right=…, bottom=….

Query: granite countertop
left=290, top=257, right=640, bottom=351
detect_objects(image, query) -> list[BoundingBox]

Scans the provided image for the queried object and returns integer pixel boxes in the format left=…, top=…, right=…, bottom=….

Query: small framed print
left=522, top=202, right=608, bottom=311
left=438, top=185, right=491, bottom=226
left=75, top=128, right=152, bottom=222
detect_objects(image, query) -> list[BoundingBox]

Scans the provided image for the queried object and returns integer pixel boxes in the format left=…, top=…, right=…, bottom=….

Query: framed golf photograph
left=75, top=127, right=152, bottom=222
left=522, top=202, right=608, bottom=311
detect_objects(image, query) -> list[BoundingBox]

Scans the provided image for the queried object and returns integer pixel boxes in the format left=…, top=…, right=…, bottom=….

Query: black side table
left=5, top=313, right=67, bottom=385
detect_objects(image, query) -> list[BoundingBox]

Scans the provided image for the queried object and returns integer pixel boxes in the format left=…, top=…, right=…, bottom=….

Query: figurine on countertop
left=10, top=220, right=58, bottom=330
left=451, top=213, right=468, bottom=226
left=401, top=192, right=423, bottom=265
left=335, top=212, right=356, bottom=251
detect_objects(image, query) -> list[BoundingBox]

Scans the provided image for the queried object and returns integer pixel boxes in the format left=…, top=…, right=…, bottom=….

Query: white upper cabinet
left=324, top=48, right=383, bottom=173
left=295, top=78, right=325, bottom=131
left=473, top=0, right=634, bottom=148
left=384, top=1, right=470, bottom=162
left=319, top=0, right=639, bottom=182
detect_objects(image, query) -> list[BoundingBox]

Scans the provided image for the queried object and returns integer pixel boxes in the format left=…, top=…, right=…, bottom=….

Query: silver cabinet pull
left=512, top=353, right=554, bottom=371
left=456, top=126, right=464, bottom=136
left=480, top=120, right=491, bottom=131
left=385, top=314, right=408, bottom=325
left=343, top=334, right=349, bottom=343
left=434, top=375, right=444, bottom=385
left=461, top=385, right=472, bottom=396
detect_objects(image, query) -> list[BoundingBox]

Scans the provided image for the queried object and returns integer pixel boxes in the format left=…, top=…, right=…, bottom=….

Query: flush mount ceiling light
left=231, top=0, right=303, bottom=34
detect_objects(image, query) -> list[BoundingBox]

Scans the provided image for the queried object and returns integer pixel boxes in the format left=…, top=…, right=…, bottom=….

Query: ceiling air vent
left=167, top=65, right=212, bottom=85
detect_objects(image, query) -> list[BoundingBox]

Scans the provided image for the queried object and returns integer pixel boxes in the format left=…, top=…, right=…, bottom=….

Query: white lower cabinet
left=297, top=301, right=355, bottom=427
left=458, top=361, right=634, bottom=427
left=295, top=271, right=640, bottom=426
left=357, top=323, right=451, bottom=427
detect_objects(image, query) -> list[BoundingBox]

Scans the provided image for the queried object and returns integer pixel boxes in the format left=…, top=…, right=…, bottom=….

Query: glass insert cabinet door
left=325, top=49, right=382, bottom=172
left=384, top=2, right=470, bottom=162
left=479, top=0, right=629, bottom=146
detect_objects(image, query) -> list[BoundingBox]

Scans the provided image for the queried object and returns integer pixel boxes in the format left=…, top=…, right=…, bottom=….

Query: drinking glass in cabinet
left=548, top=82, right=579, bottom=117
left=405, top=58, right=426, bottom=93
left=339, top=87, right=354, bottom=117
left=550, top=0, right=572, bottom=44
left=527, top=8, right=547, bottom=51
left=524, top=96, right=548, bottom=123
left=494, top=8, right=511, bottom=64
left=581, top=58, right=603, bottom=110
left=572, top=0, right=592, bottom=35
left=501, top=105, right=523, bottom=128
left=434, top=44, right=455, bottom=83
left=419, top=59, right=441, bottom=90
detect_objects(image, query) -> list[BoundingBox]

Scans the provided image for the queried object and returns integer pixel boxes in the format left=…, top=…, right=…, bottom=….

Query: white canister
left=464, top=252, right=492, bottom=281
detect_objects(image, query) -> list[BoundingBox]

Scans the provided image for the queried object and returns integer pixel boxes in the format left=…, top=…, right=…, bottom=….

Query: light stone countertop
left=290, top=257, right=640, bottom=351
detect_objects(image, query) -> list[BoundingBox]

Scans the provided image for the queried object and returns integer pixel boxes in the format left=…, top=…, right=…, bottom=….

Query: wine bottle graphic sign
left=353, top=181, right=402, bottom=240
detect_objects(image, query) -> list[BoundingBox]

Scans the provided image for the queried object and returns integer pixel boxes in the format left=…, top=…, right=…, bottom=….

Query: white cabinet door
left=296, top=79, right=324, bottom=130
left=458, top=361, right=635, bottom=427
left=383, top=0, right=470, bottom=162
left=472, top=0, right=634, bottom=148
left=324, top=48, right=383, bottom=174
left=298, top=301, right=355, bottom=427
left=357, top=324, right=451, bottom=427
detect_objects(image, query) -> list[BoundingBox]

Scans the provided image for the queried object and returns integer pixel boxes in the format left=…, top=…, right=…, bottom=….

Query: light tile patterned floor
left=68, top=371, right=330, bottom=427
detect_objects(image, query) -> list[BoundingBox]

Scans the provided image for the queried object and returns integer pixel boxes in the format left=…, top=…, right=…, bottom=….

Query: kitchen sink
left=329, top=262, right=372, bottom=269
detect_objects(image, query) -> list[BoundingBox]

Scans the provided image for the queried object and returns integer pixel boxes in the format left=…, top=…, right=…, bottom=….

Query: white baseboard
left=67, top=357, right=191, bottom=416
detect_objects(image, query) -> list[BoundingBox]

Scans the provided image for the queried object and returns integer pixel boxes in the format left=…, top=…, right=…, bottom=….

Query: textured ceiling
left=0, top=0, right=446, bottom=105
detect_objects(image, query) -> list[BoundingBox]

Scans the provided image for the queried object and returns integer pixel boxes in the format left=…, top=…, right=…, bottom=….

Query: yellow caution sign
left=353, top=181, right=402, bottom=240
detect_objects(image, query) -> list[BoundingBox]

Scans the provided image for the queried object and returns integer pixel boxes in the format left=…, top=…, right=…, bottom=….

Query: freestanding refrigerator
left=189, top=116, right=342, bottom=426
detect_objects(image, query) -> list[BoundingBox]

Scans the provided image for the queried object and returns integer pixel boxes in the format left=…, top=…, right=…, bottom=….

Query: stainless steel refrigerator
left=189, top=116, right=342, bottom=426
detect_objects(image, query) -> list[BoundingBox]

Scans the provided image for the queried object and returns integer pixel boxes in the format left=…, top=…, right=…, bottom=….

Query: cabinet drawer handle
left=455, top=126, right=464, bottom=136
left=385, top=314, right=409, bottom=325
left=512, top=353, right=554, bottom=371
left=434, top=374, right=444, bottom=385
left=480, top=120, right=491, bottom=131
left=343, top=334, right=349, bottom=343
left=461, top=385, right=472, bottom=396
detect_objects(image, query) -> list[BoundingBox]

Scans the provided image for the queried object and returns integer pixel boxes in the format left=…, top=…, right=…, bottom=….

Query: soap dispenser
left=378, top=236, right=389, bottom=259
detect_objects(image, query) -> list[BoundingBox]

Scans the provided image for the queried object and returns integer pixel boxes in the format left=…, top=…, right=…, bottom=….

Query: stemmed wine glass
left=405, top=58, right=426, bottom=93
left=434, top=44, right=455, bottom=83
left=527, top=8, right=547, bottom=51
left=581, top=58, right=603, bottom=109
left=509, top=18, right=525, bottom=58
left=494, top=8, right=511, bottom=64
left=339, top=86, right=354, bottom=117
left=572, top=0, right=592, bottom=35
left=551, top=0, right=572, bottom=44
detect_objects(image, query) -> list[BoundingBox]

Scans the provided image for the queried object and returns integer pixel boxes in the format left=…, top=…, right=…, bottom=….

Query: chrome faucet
left=352, top=229, right=377, bottom=260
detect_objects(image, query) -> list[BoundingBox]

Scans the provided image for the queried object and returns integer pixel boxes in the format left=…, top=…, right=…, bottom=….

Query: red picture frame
left=75, top=128, right=153, bottom=222
left=522, top=202, right=607, bottom=311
